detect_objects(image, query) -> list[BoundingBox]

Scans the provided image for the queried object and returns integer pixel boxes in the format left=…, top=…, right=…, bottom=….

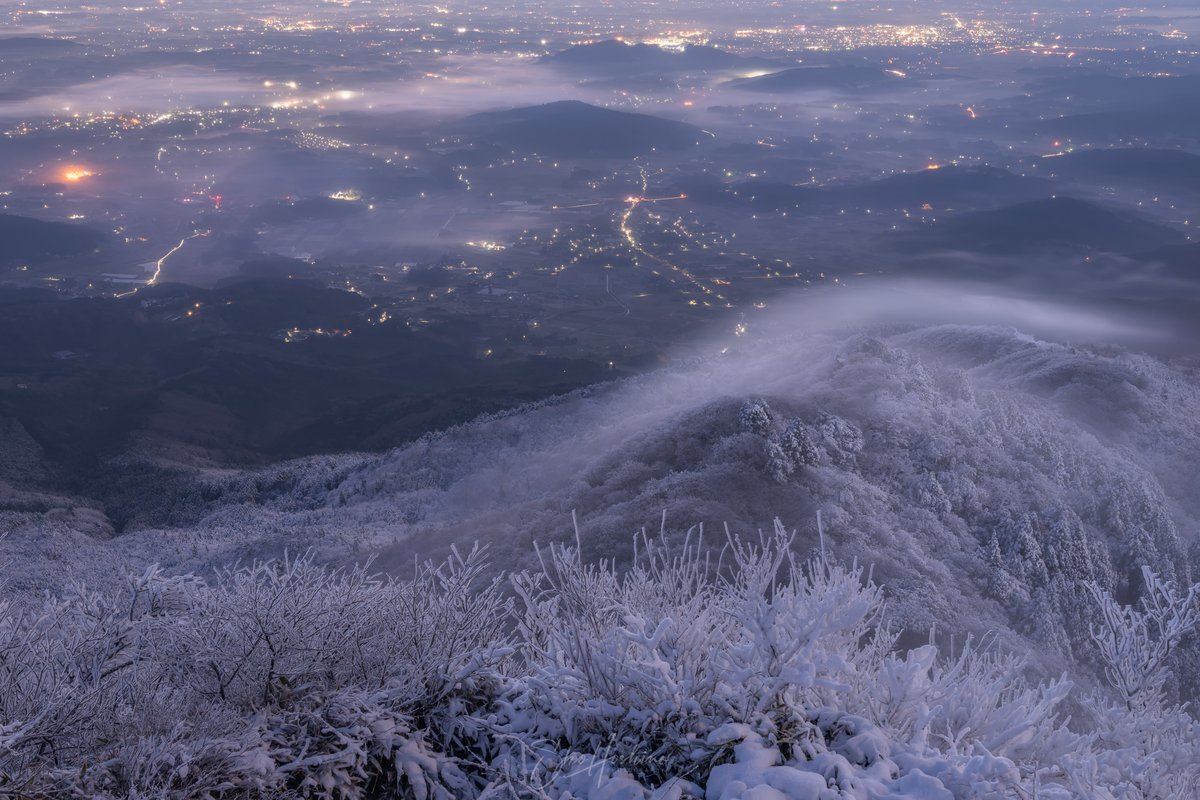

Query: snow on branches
left=1, top=523, right=1198, bottom=799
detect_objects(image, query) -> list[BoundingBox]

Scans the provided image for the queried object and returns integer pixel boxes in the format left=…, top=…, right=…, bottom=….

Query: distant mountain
left=1038, top=149, right=1200, bottom=195
left=0, top=38, right=100, bottom=101
left=1036, top=79, right=1200, bottom=142
left=1045, top=108, right=1200, bottom=142
left=728, top=65, right=905, bottom=92
left=452, top=100, right=705, bottom=158
left=1030, top=74, right=1200, bottom=111
left=680, top=166, right=1051, bottom=213
left=542, top=39, right=759, bottom=73
left=834, top=165, right=1054, bottom=210
left=0, top=214, right=107, bottom=265
left=900, top=197, right=1185, bottom=254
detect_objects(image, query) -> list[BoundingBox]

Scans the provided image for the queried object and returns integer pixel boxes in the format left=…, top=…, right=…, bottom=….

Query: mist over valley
left=3, top=2, right=1200, bottom=797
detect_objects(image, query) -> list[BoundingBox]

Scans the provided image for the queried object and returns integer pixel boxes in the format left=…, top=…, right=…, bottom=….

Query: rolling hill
left=835, top=165, right=1053, bottom=209
left=900, top=196, right=1185, bottom=254
left=1039, top=148, right=1200, bottom=195
left=0, top=214, right=108, bottom=265
left=678, top=165, right=1052, bottom=213
left=450, top=100, right=705, bottom=158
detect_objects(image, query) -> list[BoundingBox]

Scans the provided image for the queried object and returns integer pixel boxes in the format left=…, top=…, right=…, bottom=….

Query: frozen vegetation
left=2, top=525, right=1198, bottom=798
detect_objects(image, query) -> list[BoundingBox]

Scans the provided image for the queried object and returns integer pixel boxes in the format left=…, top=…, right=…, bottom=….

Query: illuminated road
left=617, top=165, right=722, bottom=305
left=116, top=230, right=208, bottom=297
left=617, top=165, right=651, bottom=250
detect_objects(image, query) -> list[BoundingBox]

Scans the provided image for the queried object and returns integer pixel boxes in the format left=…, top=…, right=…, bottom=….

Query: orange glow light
left=62, top=167, right=96, bottom=182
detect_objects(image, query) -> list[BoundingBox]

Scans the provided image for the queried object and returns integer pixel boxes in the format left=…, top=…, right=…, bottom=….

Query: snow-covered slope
left=5, top=288, right=1200, bottom=796
left=5, top=294, right=1200, bottom=686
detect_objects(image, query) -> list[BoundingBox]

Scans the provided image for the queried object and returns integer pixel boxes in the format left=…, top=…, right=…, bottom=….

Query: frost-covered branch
left=1, top=522, right=1197, bottom=799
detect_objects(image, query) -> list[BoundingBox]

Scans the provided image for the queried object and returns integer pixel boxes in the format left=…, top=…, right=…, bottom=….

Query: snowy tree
left=814, top=413, right=864, bottom=462
left=737, top=400, right=774, bottom=437
left=779, top=420, right=820, bottom=469
left=764, top=420, right=820, bottom=484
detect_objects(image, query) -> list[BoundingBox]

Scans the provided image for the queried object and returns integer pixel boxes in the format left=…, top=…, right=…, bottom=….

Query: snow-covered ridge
left=6, top=322, right=1198, bottom=675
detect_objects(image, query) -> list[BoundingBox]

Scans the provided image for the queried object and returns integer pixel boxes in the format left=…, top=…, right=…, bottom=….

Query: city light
left=61, top=166, right=96, bottom=182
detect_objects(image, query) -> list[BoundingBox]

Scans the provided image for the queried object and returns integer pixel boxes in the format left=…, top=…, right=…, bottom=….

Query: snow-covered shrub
left=2, top=522, right=1199, bottom=798
left=493, top=521, right=1096, bottom=799
left=0, top=546, right=512, bottom=799
left=1071, top=568, right=1200, bottom=800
